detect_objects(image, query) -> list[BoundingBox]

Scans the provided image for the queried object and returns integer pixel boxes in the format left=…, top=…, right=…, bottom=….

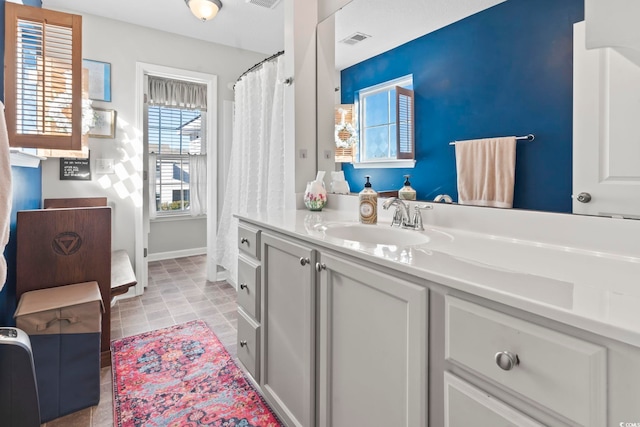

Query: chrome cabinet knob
left=240, top=340, right=247, bottom=347
left=300, top=257, right=310, bottom=266
left=495, top=351, right=519, bottom=371
left=239, top=283, right=248, bottom=290
left=576, top=192, right=592, bottom=203
left=315, top=262, right=326, bottom=272
left=240, top=237, right=249, bottom=244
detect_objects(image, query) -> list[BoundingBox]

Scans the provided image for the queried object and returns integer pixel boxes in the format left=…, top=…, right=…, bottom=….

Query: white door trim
left=135, top=62, right=218, bottom=290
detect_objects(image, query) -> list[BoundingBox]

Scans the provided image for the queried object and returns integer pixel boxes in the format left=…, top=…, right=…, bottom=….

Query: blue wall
left=1, top=0, right=44, bottom=326
left=1, top=166, right=41, bottom=326
left=341, top=0, right=584, bottom=213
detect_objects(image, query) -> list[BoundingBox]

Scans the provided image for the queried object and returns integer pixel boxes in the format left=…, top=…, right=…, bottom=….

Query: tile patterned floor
left=42, top=255, right=238, bottom=427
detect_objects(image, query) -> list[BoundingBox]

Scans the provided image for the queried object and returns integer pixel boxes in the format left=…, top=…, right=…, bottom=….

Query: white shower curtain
left=216, top=55, right=286, bottom=285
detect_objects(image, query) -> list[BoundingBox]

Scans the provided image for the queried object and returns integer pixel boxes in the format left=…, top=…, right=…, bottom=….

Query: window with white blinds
left=148, top=106, right=205, bottom=215
left=4, top=3, right=82, bottom=150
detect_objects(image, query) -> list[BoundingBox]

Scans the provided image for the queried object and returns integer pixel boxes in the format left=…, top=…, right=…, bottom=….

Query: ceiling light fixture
left=185, top=0, right=223, bottom=22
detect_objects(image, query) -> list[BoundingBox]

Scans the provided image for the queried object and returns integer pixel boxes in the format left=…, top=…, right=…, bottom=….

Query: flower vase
left=304, top=181, right=327, bottom=211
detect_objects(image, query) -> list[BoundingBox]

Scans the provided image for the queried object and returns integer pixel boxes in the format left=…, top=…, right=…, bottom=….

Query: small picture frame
left=89, top=108, right=116, bottom=138
left=83, top=59, right=112, bottom=102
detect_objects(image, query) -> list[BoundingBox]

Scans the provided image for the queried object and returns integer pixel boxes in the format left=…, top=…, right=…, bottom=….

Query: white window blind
left=148, top=106, right=205, bottom=215
left=5, top=3, right=82, bottom=150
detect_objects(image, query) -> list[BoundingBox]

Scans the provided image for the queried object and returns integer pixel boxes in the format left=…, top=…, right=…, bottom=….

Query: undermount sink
left=318, top=223, right=431, bottom=247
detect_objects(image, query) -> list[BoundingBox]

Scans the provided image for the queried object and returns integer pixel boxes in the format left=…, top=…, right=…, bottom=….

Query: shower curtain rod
left=234, top=50, right=285, bottom=88
left=449, top=133, right=535, bottom=145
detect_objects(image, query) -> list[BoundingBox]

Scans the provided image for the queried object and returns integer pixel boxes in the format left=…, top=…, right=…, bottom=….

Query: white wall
left=148, top=217, right=207, bottom=260
left=40, top=12, right=267, bottom=272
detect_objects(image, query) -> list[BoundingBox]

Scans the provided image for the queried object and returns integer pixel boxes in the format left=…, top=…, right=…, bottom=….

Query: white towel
left=455, top=136, right=517, bottom=208
left=0, top=102, right=12, bottom=292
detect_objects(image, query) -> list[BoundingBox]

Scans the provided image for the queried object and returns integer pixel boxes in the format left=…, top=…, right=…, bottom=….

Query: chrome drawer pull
left=240, top=340, right=248, bottom=347
left=300, top=257, right=310, bottom=266
left=239, top=283, right=248, bottom=290
left=315, top=262, right=326, bottom=272
left=495, top=351, right=519, bottom=371
left=240, top=237, right=249, bottom=244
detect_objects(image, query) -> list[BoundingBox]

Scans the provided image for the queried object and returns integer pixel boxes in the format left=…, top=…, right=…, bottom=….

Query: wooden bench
left=111, top=250, right=137, bottom=301
left=44, top=198, right=138, bottom=300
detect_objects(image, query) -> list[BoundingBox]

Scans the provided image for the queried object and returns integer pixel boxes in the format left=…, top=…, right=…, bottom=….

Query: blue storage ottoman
left=14, top=281, right=104, bottom=423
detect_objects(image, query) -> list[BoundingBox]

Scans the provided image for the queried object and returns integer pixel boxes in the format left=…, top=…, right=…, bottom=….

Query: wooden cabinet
left=260, top=232, right=316, bottom=427
left=316, top=252, right=428, bottom=427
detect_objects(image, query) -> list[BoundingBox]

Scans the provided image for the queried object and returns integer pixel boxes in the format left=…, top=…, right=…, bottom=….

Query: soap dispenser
left=359, top=175, right=377, bottom=224
left=398, top=175, right=416, bottom=201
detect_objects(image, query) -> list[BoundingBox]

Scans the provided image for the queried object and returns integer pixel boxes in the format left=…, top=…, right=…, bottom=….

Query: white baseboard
left=147, top=247, right=207, bottom=262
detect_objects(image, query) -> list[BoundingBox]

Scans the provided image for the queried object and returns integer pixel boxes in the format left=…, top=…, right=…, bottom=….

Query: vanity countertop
left=237, top=209, right=640, bottom=348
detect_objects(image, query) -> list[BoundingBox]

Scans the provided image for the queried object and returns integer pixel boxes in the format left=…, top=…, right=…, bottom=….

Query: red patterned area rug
left=111, top=320, right=282, bottom=427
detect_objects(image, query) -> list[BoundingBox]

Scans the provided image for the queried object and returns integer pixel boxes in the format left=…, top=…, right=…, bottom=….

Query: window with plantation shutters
left=396, top=86, right=414, bottom=159
left=357, top=75, right=415, bottom=167
left=4, top=3, right=82, bottom=150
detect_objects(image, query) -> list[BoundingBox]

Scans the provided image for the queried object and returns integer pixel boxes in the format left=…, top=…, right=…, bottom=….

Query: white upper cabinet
left=585, top=0, right=640, bottom=51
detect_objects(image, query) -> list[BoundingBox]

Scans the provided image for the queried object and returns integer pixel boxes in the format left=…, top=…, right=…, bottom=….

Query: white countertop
left=237, top=208, right=640, bottom=348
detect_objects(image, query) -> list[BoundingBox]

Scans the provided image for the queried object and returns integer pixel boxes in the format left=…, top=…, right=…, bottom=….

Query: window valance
left=147, top=76, right=207, bottom=111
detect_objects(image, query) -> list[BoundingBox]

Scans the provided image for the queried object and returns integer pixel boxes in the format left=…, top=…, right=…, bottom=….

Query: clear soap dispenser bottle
left=398, top=175, right=416, bottom=200
left=359, top=175, right=377, bottom=224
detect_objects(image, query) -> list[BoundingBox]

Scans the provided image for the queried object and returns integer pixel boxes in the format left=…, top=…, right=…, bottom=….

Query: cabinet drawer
left=237, top=309, right=260, bottom=381
left=238, top=223, right=261, bottom=260
left=444, top=372, right=544, bottom=427
left=445, top=296, right=606, bottom=426
left=237, top=255, right=260, bottom=319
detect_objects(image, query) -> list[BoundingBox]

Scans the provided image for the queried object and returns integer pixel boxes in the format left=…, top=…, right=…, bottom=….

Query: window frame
left=4, top=3, right=83, bottom=150
left=354, top=75, right=415, bottom=169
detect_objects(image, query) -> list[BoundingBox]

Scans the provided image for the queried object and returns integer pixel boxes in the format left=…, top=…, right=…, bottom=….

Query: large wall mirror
left=317, top=0, right=640, bottom=219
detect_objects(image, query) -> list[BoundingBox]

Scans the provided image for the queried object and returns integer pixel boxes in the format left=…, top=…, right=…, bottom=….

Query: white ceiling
left=335, top=0, right=506, bottom=70
left=41, top=0, right=285, bottom=55
left=41, top=0, right=505, bottom=68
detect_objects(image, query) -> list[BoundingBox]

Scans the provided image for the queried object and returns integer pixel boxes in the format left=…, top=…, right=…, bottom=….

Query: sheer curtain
left=148, top=152, right=157, bottom=220
left=189, top=154, right=207, bottom=216
left=216, top=55, right=286, bottom=285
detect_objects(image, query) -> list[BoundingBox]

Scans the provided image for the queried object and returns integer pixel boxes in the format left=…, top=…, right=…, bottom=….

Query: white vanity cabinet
left=316, top=252, right=428, bottom=427
left=444, top=296, right=606, bottom=426
left=238, top=221, right=429, bottom=427
left=236, top=215, right=640, bottom=427
left=236, top=223, right=262, bottom=382
left=260, top=232, right=316, bottom=427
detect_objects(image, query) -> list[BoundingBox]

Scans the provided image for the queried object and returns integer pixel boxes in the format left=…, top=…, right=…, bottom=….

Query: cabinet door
left=317, top=253, right=428, bottom=427
left=260, top=233, right=316, bottom=427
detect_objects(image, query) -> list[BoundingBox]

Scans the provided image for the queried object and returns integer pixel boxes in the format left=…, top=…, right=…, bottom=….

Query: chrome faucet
left=382, top=198, right=433, bottom=230
left=382, top=197, right=411, bottom=227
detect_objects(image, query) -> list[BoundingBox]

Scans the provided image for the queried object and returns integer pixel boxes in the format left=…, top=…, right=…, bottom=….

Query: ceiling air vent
left=340, top=32, right=371, bottom=46
left=246, top=0, right=282, bottom=9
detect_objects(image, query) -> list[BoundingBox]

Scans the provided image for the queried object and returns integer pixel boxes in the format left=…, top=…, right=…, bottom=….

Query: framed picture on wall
left=89, top=108, right=116, bottom=138
left=83, top=59, right=112, bottom=102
